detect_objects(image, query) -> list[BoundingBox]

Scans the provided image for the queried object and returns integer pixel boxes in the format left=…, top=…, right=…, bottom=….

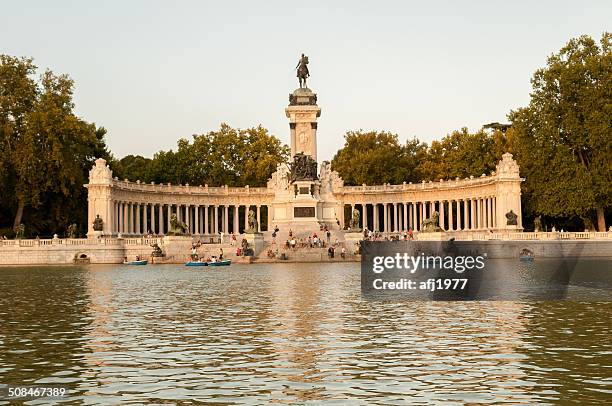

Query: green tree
left=0, top=55, right=111, bottom=236
left=114, top=154, right=154, bottom=182
left=331, top=130, right=426, bottom=185
left=145, top=124, right=289, bottom=187
left=510, top=33, right=612, bottom=231
left=417, top=127, right=512, bottom=181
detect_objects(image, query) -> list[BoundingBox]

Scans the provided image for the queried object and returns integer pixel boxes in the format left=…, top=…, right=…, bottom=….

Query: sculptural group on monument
left=289, top=152, right=318, bottom=182
left=168, top=214, right=189, bottom=236
left=421, top=211, right=442, bottom=232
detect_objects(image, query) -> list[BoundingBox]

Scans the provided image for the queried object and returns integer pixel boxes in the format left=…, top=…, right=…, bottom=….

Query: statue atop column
left=296, top=53, right=310, bottom=88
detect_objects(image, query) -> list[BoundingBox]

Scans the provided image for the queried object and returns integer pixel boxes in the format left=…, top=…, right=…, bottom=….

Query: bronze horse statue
left=296, top=53, right=310, bottom=88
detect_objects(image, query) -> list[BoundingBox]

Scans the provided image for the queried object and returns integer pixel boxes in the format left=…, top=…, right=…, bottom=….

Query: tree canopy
left=330, top=130, right=427, bottom=185
left=417, top=127, right=512, bottom=181
left=510, top=33, right=611, bottom=230
left=115, top=124, right=290, bottom=187
left=0, top=55, right=111, bottom=237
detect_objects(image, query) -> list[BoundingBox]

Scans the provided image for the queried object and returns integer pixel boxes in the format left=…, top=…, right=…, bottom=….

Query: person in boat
left=123, top=256, right=128, bottom=263
left=219, top=248, right=224, bottom=260
left=210, top=256, right=217, bottom=263
left=135, top=255, right=140, bottom=261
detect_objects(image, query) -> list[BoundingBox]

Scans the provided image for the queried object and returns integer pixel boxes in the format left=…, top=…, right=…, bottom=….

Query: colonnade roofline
left=86, top=178, right=272, bottom=197
left=339, top=172, right=523, bottom=195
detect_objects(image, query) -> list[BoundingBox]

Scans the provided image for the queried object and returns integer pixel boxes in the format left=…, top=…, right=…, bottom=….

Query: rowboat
left=123, top=260, right=148, bottom=265
left=207, top=259, right=231, bottom=267
left=519, top=249, right=534, bottom=262
left=185, top=261, right=208, bottom=267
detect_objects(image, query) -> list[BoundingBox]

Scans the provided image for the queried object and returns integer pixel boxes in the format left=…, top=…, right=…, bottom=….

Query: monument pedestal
left=162, top=235, right=194, bottom=262
left=416, top=232, right=446, bottom=241
left=244, top=233, right=265, bottom=256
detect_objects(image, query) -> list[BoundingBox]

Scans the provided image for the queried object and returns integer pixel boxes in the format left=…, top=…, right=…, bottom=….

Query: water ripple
left=0, top=263, right=610, bottom=404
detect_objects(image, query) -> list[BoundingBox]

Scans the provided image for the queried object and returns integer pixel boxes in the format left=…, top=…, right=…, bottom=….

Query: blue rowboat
left=207, top=259, right=231, bottom=266
left=185, top=261, right=208, bottom=267
left=124, top=260, right=148, bottom=265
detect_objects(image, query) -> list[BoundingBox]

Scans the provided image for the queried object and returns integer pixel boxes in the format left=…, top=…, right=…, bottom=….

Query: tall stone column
left=403, top=203, right=408, bottom=232
left=167, top=205, right=171, bottom=232
left=142, top=204, right=148, bottom=234
left=118, top=201, right=122, bottom=234
left=135, top=203, right=140, bottom=235
left=439, top=200, right=445, bottom=230
left=149, top=204, right=154, bottom=234
left=122, top=203, right=127, bottom=234
left=152, top=204, right=160, bottom=234
left=448, top=201, right=454, bottom=231
left=469, top=199, right=475, bottom=230
left=204, top=205, right=209, bottom=234
left=361, top=204, right=367, bottom=230
left=412, top=203, right=416, bottom=231
left=224, top=205, right=229, bottom=233
left=194, top=205, right=199, bottom=235
left=213, top=205, right=218, bottom=234
left=113, top=202, right=118, bottom=233
left=256, top=205, right=261, bottom=232
left=372, top=204, right=378, bottom=231
left=420, top=202, right=425, bottom=227
left=267, top=206, right=272, bottom=232
left=234, top=205, right=239, bottom=234
left=463, top=200, right=468, bottom=231
left=244, top=205, right=249, bottom=231
left=393, top=203, right=398, bottom=232
left=456, top=200, right=461, bottom=231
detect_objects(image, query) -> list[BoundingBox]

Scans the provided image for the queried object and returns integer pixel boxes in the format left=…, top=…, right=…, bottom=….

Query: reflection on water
left=0, top=263, right=610, bottom=404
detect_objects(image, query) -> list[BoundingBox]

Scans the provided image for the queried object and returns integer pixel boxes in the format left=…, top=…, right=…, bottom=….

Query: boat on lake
left=185, top=261, right=208, bottom=267
left=185, top=259, right=231, bottom=267
left=123, top=260, right=148, bottom=265
left=519, top=248, right=534, bottom=262
left=208, top=259, right=231, bottom=267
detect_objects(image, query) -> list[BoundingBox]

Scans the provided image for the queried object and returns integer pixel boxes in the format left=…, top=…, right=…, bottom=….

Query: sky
left=2, top=1, right=610, bottom=162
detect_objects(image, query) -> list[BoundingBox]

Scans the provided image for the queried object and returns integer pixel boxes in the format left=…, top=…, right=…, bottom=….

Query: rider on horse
left=296, top=53, right=310, bottom=88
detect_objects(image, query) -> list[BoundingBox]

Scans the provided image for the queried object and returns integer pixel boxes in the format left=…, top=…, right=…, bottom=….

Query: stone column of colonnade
left=342, top=197, right=505, bottom=234
left=110, top=202, right=269, bottom=236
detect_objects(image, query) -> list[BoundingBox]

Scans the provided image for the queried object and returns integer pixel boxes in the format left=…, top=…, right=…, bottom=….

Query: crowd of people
left=361, top=227, right=415, bottom=241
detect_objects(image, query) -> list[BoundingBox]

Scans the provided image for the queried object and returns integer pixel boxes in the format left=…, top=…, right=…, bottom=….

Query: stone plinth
left=344, top=231, right=363, bottom=246
left=416, top=232, right=447, bottom=241
left=244, top=233, right=265, bottom=256
left=161, top=235, right=194, bottom=262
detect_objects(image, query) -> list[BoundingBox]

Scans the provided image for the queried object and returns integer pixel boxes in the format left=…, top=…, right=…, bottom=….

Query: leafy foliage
left=331, top=130, right=427, bottom=185
left=417, top=127, right=513, bottom=181
left=0, top=55, right=111, bottom=237
left=115, top=124, right=290, bottom=187
left=510, top=33, right=611, bottom=230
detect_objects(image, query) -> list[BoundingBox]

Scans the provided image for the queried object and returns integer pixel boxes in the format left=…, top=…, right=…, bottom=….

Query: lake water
left=0, top=262, right=611, bottom=404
